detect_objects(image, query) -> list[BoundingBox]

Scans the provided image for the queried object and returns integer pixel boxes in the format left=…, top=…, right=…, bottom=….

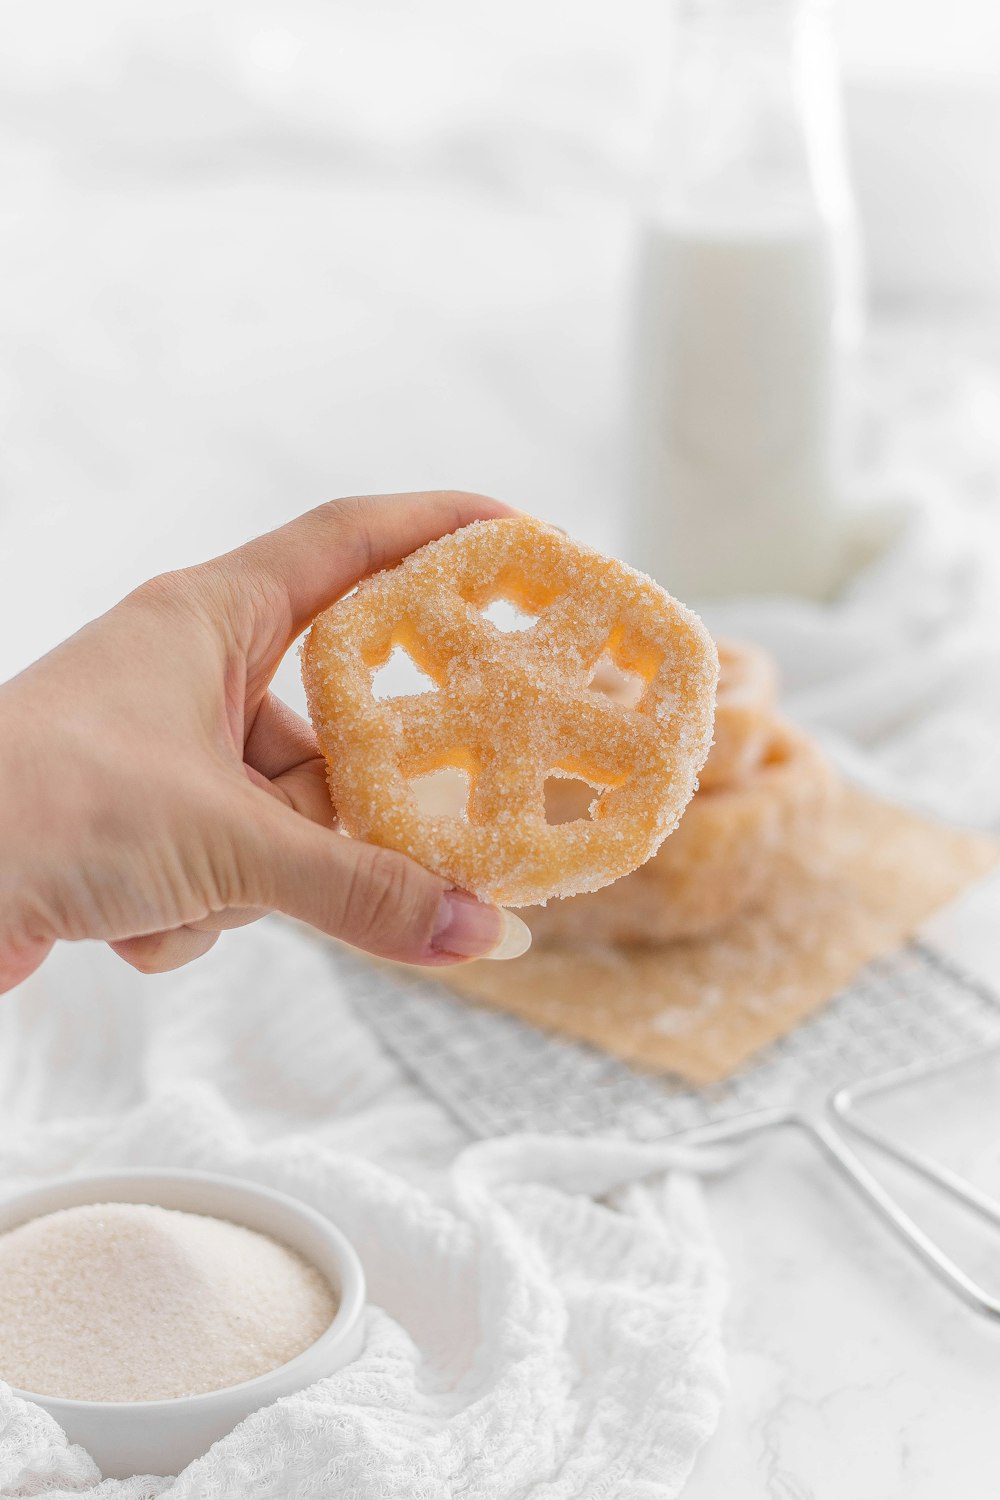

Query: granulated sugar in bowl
left=0, top=1171, right=366, bottom=1478
left=0, top=1201, right=338, bottom=1401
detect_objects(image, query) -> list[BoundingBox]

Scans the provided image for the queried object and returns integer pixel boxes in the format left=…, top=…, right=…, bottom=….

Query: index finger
left=222, top=490, right=516, bottom=638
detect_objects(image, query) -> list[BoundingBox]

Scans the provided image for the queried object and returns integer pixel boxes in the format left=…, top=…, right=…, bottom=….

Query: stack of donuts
left=527, top=639, right=838, bottom=948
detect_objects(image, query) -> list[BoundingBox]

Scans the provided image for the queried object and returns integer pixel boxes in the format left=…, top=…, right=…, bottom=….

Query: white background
left=2, top=5, right=1000, bottom=1496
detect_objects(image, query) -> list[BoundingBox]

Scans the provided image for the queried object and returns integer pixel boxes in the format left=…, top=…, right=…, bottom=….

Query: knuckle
left=198, top=816, right=250, bottom=911
left=128, top=568, right=204, bottom=615
left=126, top=567, right=234, bottom=644
left=314, top=495, right=379, bottom=579
left=340, top=844, right=436, bottom=953
left=135, top=558, right=253, bottom=618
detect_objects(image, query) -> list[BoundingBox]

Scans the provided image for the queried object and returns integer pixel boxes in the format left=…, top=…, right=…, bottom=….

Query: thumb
left=238, top=797, right=531, bottom=966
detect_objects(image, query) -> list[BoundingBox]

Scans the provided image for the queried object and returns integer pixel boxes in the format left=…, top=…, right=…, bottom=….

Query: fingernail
left=431, top=891, right=532, bottom=961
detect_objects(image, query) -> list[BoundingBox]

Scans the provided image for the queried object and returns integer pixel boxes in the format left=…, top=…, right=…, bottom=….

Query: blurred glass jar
left=630, top=0, right=863, bottom=600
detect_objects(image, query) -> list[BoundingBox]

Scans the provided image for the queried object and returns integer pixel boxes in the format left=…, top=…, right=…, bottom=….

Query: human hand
left=0, top=492, right=532, bottom=994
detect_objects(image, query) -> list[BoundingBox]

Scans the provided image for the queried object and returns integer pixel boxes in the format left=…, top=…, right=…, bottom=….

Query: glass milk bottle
left=630, top=0, right=862, bottom=599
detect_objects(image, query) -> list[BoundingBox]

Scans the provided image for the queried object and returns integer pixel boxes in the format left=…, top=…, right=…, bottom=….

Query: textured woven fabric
left=0, top=922, right=728, bottom=1497
left=706, top=334, right=1000, bottom=836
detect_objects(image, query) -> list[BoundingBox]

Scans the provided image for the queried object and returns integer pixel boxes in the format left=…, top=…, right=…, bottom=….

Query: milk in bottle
left=631, top=0, right=862, bottom=600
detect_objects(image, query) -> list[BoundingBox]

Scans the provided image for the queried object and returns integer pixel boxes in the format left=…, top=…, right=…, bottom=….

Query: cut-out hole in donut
left=481, top=598, right=538, bottom=633
left=543, top=775, right=601, bottom=826
left=410, top=767, right=471, bottom=820
left=372, top=646, right=438, bottom=700
left=586, top=655, right=643, bottom=707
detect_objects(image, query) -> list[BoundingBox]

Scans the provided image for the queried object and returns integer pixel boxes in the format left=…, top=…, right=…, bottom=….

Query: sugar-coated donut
left=527, top=719, right=837, bottom=945
left=302, top=516, right=718, bottom=906
left=588, top=636, right=779, bottom=791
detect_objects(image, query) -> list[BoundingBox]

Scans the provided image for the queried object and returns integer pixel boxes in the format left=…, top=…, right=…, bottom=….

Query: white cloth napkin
left=0, top=922, right=728, bottom=1498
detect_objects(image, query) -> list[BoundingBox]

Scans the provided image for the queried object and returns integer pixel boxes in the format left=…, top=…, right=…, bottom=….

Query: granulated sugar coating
left=302, top=516, right=718, bottom=906
left=0, top=1202, right=338, bottom=1402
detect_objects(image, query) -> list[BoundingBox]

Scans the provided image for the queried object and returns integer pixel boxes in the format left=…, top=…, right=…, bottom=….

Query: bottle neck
left=652, top=0, right=852, bottom=231
left=673, top=0, right=832, bottom=78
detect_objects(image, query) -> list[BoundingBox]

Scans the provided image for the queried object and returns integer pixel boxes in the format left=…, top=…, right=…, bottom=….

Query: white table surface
left=2, top=151, right=999, bottom=1498
left=689, top=1143, right=1000, bottom=1500
left=686, top=883, right=1000, bottom=1500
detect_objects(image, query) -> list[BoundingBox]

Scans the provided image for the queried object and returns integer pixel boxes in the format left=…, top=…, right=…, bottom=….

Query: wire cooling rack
left=333, top=941, right=1000, bottom=1141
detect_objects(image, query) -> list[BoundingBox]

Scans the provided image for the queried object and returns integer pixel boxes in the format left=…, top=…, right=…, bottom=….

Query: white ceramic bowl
left=0, top=1170, right=366, bottom=1479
